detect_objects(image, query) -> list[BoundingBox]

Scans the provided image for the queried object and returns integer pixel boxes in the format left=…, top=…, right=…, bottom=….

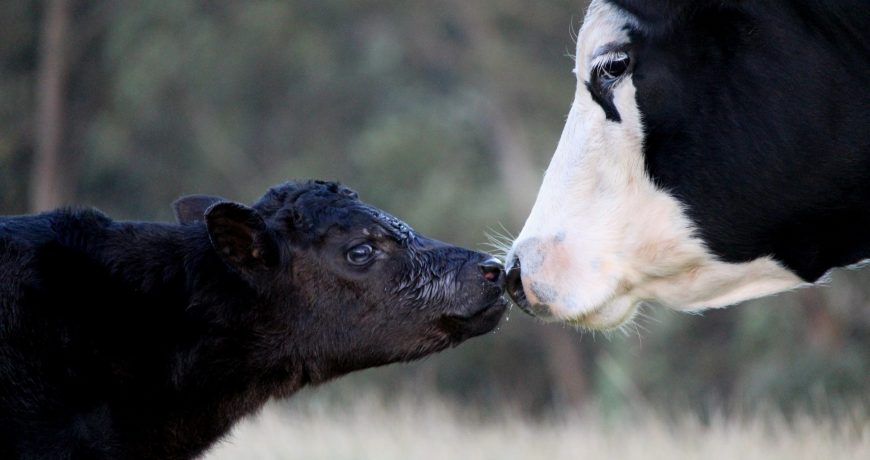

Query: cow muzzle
left=505, top=256, right=558, bottom=319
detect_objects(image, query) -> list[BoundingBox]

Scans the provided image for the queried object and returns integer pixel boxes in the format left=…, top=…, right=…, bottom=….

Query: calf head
left=175, top=180, right=506, bottom=382
left=507, top=0, right=870, bottom=330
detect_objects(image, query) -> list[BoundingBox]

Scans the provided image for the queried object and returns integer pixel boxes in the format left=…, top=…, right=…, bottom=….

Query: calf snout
left=447, top=252, right=506, bottom=318
left=437, top=251, right=507, bottom=341
left=457, top=252, right=506, bottom=312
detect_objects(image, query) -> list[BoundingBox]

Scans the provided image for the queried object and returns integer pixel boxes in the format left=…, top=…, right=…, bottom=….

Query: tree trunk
left=31, top=0, right=72, bottom=212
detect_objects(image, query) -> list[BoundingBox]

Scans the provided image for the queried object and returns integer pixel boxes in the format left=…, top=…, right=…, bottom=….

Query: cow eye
left=346, top=243, right=376, bottom=266
left=592, top=50, right=631, bottom=87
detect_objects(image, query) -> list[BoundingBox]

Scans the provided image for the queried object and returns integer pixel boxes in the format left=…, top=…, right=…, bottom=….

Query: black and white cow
left=506, top=0, right=870, bottom=330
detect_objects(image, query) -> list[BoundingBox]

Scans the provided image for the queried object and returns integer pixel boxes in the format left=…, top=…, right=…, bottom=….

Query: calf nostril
left=478, top=257, right=503, bottom=283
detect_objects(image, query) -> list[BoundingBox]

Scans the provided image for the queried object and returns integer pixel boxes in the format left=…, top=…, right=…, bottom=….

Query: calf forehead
left=358, top=207, right=414, bottom=242
left=310, top=203, right=415, bottom=244
left=254, top=181, right=355, bottom=213
left=255, top=181, right=414, bottom=242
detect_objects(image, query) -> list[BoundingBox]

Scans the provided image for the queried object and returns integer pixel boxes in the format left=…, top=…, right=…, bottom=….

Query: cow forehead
left=575, top=1, right=636, bottom=75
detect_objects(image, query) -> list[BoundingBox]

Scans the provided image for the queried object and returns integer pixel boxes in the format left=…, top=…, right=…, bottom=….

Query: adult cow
left=506, top=0, right=870, bottom=330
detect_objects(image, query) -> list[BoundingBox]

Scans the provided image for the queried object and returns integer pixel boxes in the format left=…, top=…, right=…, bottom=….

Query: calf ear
left=205, top=202, right=278, bottom=278
left=173, top=195, right=226, bottom=225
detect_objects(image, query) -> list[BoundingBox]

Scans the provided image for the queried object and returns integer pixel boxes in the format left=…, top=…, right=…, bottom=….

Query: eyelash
left=590, top=50, right=632, bottom=86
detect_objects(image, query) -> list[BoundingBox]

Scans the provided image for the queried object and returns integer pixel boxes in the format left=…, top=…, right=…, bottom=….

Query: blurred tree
left=447, top=0, right=590, bottom=409
left=0, top=0, right=39, bottom=214
left=30, top=0, right=72, bottom=212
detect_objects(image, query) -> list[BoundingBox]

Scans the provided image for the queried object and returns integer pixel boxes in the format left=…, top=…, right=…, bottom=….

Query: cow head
left=506, top=0, right=870, bottom=329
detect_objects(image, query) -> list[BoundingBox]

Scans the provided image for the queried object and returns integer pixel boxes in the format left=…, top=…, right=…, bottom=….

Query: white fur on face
left=508, top=0, right=804, bottom=330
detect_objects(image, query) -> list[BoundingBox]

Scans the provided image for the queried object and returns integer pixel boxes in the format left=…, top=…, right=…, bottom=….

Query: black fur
left=0, top=180, right=506, bottom=459
left=586, top=81, right=622, bottom=122
left=585, top=43, right=635, bottom=122
left=607, top=0, right=870, bottom=280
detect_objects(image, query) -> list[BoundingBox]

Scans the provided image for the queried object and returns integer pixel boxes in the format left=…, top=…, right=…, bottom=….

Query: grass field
left=204, top=393, right=870, bottom=460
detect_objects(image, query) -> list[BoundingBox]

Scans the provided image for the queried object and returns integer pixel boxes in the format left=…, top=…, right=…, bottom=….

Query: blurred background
left=2, top=0, right=868, bottom=456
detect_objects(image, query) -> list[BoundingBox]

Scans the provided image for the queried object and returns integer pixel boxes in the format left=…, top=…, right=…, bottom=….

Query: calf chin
left=439, top=302, right=507, bottom=344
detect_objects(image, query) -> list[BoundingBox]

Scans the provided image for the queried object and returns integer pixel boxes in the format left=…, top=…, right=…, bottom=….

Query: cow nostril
left=478, top=257, right=503, bottom=283
left=505, top=259, right=527, bottom=304
left=506, top=265, right=520, bottom=291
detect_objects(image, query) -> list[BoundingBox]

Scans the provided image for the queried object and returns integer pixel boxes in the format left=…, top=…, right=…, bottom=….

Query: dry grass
left=204, top=393, right=870, bottom=460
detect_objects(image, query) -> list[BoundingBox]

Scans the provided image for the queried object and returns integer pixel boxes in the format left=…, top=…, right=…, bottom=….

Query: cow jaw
left=507, top=0, right=803, bottom=330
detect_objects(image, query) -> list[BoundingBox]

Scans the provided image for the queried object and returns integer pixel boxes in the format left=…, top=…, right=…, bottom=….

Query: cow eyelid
left=590, top=42, right=630, bottom=61
left=590, top=51, right=630, bottom=77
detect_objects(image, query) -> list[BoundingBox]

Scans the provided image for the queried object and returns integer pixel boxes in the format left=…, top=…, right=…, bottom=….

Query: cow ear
left=173, top=195, right=226, bottom=225
left=205, top=202, right=278, bottom=277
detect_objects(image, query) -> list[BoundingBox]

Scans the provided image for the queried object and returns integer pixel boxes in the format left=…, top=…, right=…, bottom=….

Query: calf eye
left=346, top=243, right=375, bottom=266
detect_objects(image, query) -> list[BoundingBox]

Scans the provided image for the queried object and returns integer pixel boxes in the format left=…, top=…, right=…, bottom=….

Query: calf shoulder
left=0, top=208, right=290, bottom=459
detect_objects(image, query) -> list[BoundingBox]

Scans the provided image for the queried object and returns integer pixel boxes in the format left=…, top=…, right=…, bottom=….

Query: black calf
left=0, top=180, right=506, bottom=459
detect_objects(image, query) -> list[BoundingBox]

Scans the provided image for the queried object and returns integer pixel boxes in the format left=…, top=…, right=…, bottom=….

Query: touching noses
left=505, top=256, right=531, bottom=313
